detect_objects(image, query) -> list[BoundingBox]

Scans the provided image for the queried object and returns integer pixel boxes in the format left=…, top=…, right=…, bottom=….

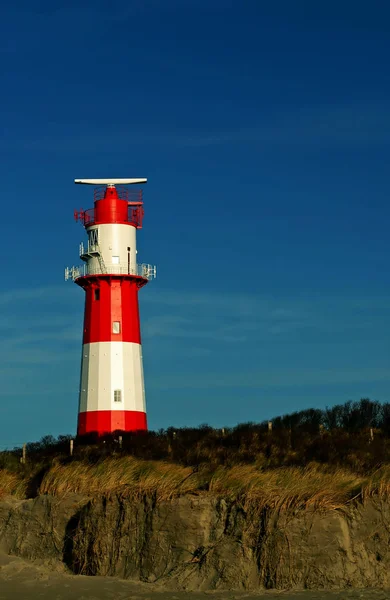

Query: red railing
left=93, top=186, right=143, bottom=203
left=74, top=187, right=144, bottom=228
left=74, top=205, right=144, bottom=228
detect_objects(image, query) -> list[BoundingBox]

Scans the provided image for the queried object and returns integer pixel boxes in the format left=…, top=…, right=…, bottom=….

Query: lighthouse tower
left=65, top=178, right=156, bottom=436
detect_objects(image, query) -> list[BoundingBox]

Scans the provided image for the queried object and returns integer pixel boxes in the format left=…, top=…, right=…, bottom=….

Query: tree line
left=2, top=398, right=390, bottom=473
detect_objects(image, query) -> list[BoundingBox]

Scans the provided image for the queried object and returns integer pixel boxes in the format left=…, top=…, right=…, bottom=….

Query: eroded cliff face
left=0, top=493, right=389, bottom=591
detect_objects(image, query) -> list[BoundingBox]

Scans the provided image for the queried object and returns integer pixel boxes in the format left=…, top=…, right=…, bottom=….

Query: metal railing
left=93, top=186, right=143, bottom=203
left=79, top=241, right=98, bottom=257
left=79, top=242, right=107, bottom=273
left=80, top=205, right=144, bottom=228
left=65, top=263, right=156, bottom=282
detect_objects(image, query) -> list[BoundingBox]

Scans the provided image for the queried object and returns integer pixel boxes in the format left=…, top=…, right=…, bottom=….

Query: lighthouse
left=65, top=178, right=156, bottom=436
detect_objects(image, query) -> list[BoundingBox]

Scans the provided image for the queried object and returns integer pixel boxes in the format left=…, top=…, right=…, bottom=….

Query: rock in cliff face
left=1, top=493, right=390, bottom=590
left=0, top=494, right=86, bottom=566
left=67, top=495, right=260, bottom=590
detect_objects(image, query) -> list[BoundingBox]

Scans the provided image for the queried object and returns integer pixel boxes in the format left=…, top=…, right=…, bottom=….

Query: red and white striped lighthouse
left=65, top=178, right=156, bottom=436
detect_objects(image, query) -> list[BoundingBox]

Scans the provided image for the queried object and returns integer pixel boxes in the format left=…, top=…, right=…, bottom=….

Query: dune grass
left=2, top=398, right=390, bottom=509
left=0, top=470, right=29, bottom=499
left=38, top=457, right=200, bottom=501
left=2, top=457, right=390, bottom=511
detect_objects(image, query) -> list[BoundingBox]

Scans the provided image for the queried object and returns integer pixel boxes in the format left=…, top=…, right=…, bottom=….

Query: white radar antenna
left=74, top=178, right=147, bottom=185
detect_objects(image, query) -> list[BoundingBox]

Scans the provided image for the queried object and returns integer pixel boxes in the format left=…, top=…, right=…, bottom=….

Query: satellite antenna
left=74, top=178, right=147, bottom=185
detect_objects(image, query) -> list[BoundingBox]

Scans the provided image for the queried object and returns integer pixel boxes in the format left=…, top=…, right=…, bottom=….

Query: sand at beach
left=0, top=553, right=388, bottom=600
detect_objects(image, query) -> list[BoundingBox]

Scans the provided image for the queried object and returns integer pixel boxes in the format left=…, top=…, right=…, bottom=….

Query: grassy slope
left=1, top=457, right=390, bottom=511
left=2, top=399, right=390, bottom=508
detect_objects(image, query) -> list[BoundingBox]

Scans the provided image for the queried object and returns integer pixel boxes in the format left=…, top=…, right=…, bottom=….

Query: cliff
left=1, top=490, right=390, bottom=591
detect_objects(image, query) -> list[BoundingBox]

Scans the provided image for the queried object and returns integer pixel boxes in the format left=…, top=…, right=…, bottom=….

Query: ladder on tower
left=80, top=241, right=107, bottom=274
left=96, top=246, right=107, bottom=274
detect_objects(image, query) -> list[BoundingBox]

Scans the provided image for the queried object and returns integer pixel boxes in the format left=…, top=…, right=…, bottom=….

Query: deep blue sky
left=1, top=0, right=390, bottom=447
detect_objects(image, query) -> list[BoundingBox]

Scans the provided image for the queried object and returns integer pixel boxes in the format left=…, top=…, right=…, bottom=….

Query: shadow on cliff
left=25, top=466, right=49, bottom=499
left=63, top=509, right=84, bottom=574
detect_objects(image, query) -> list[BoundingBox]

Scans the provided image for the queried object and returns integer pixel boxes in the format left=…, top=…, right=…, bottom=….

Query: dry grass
left=208, top=463, right=367, bottom=511
left=38, top=457, right=201, bottom=501
left=0, top=470, right=28, bottom=499
left=35, top=459, right=390, bottom=509
left=2, top=458, right=390, bottom=510
left=361, top=465, right=390, bottom=502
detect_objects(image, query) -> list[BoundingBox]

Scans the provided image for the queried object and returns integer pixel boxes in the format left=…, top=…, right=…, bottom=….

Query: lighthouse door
left=127, top=247, right=131, bottom=274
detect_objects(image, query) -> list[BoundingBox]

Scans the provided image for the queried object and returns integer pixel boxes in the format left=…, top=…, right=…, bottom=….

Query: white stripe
left=79, top=342, right=146, bottom=413
left=86, top=223, right=137, bottom=275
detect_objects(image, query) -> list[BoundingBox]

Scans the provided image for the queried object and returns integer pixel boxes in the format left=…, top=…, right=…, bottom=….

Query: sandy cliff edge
left=1, top=492, right=390, bottom=592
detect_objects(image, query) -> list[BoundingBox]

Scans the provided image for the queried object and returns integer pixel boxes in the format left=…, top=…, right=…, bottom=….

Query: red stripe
left=78, top=410, right=147, bottom=435
left=77, top=277, right=143, bottom=343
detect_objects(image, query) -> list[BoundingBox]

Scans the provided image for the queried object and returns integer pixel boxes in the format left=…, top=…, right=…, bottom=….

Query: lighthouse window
left=89, top=229, right=99, bottom=247
left=114, top=390, right=122, bottom=403
left=112, top=321, right=121, bottom=334
left=94, top=289, right=100, bottom=301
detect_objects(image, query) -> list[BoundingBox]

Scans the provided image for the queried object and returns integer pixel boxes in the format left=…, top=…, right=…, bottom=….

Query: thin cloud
left=4, top=329, right=81, bottom=348
left=2, top=104, right=390, bottom=154
left=143, top=314, right=248, bottom=343
left=143, top=288, right=312, bottom=343
left=149, top=367, right=390, bottom=391
left=0, top=285, right=71, bottom=306
left=1, top=284, right=389, bottom=404
left=0, top=346, right=76, bottom=366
